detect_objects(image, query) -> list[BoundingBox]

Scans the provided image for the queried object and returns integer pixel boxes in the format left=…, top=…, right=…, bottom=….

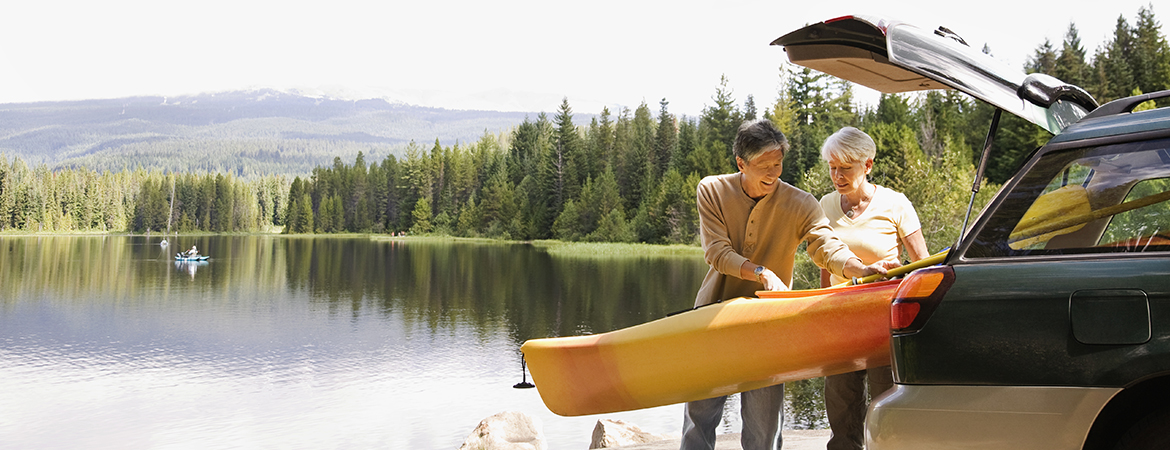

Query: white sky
left=0, top=0, right=1161, bottom=116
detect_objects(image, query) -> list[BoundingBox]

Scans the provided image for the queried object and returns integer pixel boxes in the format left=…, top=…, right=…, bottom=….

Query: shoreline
left=1, top=232, right=705, bottom=258
left=611, top=430, right=832, bottom=450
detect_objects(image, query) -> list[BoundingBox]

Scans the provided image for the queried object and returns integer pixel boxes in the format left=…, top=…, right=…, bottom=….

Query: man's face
left=735, top=147, right=784, bottom=198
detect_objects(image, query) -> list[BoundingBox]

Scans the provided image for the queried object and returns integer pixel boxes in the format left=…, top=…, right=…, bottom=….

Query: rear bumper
left=866, top=384, right=1119, bottom=450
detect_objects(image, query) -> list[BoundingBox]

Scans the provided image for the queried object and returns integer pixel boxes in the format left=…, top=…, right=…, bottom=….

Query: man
left=682, top=119, right=896, bottom=450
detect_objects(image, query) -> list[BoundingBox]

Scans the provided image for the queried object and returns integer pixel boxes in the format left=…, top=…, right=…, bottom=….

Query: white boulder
left=459, top=411, right=546, bottom=450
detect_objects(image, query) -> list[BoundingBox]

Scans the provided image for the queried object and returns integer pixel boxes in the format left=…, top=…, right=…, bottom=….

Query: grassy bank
left=371, top=235, right=704, bottom=259
left=530, top=240, right=702, bottom=259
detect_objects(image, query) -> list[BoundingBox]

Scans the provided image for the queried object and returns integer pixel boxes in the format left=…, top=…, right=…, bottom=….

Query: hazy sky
left=0, top=0, right=1160, bottom=116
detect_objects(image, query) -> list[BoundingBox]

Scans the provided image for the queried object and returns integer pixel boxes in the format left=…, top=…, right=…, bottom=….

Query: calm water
left=0, top=236, right=713, bottom=449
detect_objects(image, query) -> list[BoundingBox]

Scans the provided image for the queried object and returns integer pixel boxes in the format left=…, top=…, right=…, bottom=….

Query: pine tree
left=213, top=174, right=232, bottom=232
left=1026, top=39, right=1058, bottom=74
left=700, top=75, right=742, bottom=175
left=553, top=98, right=584, bottom=204
left=671, top=117, right=700, bottom=176
left=653, top=99, right=677, bottom=180
left=588, top=107, right=616, bottom=174
left=1055, top=23, right=1092, bottom=88
left=1093, top=15, right=1138, bottom=102
left=766, top=83, right=797, bottom=137
left=479, top=165, right=516, bottom=238
left=1132, top=6, right=1170, bottom=98
left=298, top=194, right=314, bottom=234
left=647, top=168, right=699, bottom=244
left=553, top=199, right=582, bottom=241
left=456, top=194, right=481, bottom=237
left=621, top=102, right=655, bottom=213
left=587, top=207, right=634, bottom=243
left=316, top=195, right=333, bottom=233
left=410, top=196, right=433, bottom=234
left=380, top=155, right=402, bottom=232
left=527, top=113, right=558, bottom=239
left=508, top=118, right=543, bottom=187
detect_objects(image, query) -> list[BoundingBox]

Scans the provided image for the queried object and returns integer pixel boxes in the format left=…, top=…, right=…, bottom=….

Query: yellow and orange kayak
left=520, top=279, right=901, bottom=416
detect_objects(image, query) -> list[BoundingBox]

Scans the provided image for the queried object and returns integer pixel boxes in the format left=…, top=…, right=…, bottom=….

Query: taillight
left=890, top=266, right=955, bottom=334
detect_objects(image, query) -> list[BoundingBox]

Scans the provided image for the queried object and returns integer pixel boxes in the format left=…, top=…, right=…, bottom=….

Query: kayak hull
left=520, top=280, right=900, bottom=416
left=174, top=255, right=210, bottom=261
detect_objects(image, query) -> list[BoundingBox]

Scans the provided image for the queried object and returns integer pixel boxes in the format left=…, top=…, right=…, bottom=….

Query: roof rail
left=1082, top=90, right=1170, bottom=120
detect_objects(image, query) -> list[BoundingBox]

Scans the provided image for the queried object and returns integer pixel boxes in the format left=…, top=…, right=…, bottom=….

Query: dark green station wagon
left=776, top=15, right=1170, bottom=450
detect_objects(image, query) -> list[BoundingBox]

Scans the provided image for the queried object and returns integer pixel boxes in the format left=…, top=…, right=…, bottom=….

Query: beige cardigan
left=694, top=173, right=857, bottom=307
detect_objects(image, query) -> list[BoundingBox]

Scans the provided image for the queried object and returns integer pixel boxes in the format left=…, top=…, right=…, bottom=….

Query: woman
left=818, top=127, right=928, bottom=450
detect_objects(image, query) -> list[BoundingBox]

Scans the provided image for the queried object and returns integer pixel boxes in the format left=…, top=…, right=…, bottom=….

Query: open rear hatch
left=773, top=15, right=1096, bottom=134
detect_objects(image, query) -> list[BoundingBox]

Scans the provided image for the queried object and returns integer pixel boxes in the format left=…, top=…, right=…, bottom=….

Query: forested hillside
left=2, top=6, right=1168, bottom=296
left=288, top=6, right=1168, bottom=254
left=0, top=89, right=533, bottom=176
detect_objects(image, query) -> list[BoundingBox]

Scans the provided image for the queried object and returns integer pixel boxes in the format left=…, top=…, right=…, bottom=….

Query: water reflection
left=0, top=236, right=709, bottom=449
left=175, top=260, right=209, bottom=278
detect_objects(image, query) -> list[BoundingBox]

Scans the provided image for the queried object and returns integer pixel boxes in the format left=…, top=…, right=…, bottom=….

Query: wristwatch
left=754, top=265, right=765, bottom=282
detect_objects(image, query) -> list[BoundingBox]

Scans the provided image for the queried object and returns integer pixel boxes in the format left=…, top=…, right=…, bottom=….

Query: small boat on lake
left=174, top=254, right=210, bottom=261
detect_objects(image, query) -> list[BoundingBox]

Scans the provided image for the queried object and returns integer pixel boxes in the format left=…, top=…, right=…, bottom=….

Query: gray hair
left=733, top=119, right=790, bottom=162
left=821, top=126, right=876, bottom=163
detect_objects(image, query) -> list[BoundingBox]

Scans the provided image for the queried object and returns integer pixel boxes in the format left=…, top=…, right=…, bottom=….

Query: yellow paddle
left=1008, top=188, right=1170, bottom=249
left=833, top=249, right=950, bottom=287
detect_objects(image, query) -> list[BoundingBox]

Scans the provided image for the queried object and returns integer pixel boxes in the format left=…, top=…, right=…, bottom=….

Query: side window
left=1099, top=178, right=1170, bottom=248
left=967, top=140, right=1170, bottom=257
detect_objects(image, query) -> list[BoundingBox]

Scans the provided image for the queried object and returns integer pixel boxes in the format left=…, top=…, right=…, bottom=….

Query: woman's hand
left=843, top=257, right=901, bottom=280
left=865, top=259, right=901, bottom=277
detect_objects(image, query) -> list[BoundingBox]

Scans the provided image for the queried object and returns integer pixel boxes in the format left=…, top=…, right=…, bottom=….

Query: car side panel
left=891, top=258, right=1170, bottom=387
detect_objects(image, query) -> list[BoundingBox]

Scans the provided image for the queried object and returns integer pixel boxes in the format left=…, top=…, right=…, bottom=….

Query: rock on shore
left=458, top=411, right=546, bottom=450
left=590, top=419, right=671, bottom=448
left=459, top=411, right=830, bottom=450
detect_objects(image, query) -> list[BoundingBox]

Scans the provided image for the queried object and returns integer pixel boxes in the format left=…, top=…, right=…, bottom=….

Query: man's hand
left=757, top=268, right=789, bottom=291
left=741, top=261, right=789, bottom=291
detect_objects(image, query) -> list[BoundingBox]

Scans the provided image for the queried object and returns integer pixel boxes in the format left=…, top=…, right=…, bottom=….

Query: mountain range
left=0, top=89, right=543, bottom=177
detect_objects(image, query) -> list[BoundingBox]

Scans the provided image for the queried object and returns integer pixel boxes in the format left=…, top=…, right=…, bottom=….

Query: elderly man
left=682, top=119, right=896, bottom=450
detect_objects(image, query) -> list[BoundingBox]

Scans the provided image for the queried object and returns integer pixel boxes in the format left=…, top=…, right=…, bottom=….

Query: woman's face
left=828, top=156, right=873, bottom=196
left=736, top=147, right=785, bottom=198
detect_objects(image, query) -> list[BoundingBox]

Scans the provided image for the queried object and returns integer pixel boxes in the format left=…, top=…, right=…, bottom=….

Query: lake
left=0, top=235, right=735, bottom=449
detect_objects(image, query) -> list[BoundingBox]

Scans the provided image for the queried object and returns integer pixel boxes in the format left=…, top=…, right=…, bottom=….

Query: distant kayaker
left=818, top=126, right=928, bottom=450
left=186, top=245, right=198, bottom=257
left=684, top=119, right=898, bottom=450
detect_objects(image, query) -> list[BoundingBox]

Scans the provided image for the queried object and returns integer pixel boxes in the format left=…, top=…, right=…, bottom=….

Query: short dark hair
left=733, top=119, right=790, bottom=162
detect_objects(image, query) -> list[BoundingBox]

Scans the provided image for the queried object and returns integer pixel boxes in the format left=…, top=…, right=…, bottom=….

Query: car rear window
left=967, top=137, right=1170, bottom=257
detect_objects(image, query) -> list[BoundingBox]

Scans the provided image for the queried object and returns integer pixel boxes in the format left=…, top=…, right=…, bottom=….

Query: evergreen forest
left=2, top=6, right=1169, bottom=293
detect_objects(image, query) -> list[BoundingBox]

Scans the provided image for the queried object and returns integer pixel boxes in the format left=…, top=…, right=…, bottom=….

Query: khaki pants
left=681, top=383, right=785, bottom=450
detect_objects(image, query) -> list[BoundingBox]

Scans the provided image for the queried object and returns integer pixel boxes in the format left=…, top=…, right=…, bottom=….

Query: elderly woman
left=818, top=126, right=928, bottom=450
left=683, top=120, right=897, bottom=450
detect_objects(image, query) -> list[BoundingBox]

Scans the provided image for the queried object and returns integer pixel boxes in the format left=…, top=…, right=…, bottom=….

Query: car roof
left=773, top=15, right=1095, bottom=135
left=1048, top=101, right=1170, bottom=145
